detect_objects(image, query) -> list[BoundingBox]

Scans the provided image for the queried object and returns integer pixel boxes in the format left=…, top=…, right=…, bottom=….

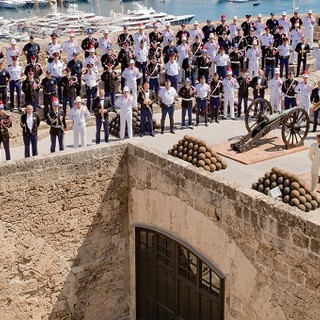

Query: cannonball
left=199, top=146, right=207, bottom=153
left=178, top=139, right=184, bottom=146
left=277, top=176, right=284, bottom=184
left=188, top=136, right=196, bottom=143
left=271, top=167, right=280, bottom=174
left=178, top=152, right=184, bottom=158
left=210, top=157, right=217, bottom=164
left=258, top=177, right=265, bottom=184
left=298, top=204, right=306, bottom=212
left=310, top=192, right=318, bottom=200
left=278, top=184, right=284, bottom=191
left=277, top=168, right=286, bottom=177
left=132, top=106, right=139, bottom=112
left=188, top=142, right=194, bottom=150
left=192, top=158, right=198, bottom=165
left=264, top=187, right=270, bottom=195
left=135, top=121, right=141, bottom=127
left=252, top=182, right=258, bottom=190
left=270, top=174, right=278, bottom=182
left=284, top=171, right=291, bottom=179
left=183, top=147, right=188, bottom=154
left=168, top=148, right=173, bottom=155
left=284, top=179, right=291, bottom=187
left=310, top=200, right=319, bottom=209
left=198, top=153, right=206, bottom=160
left=173, top=144, right=179, bottom=150
left=299, top=179, right=306, bottom=188
left=198, top=139, right=207, bottom=147
left=182, top=154, right=188, bottom=161
left=209, top=164, right=216, bottom=172
left=257, top=184, right=265, bottom=193
left=197, top=160, right=205, bottom=167
left=290, top=182, right=300, bottom=190
left=216, top=155, right=223, bottom=162
left=173, top=150, right=178, bottom=157
left=264, top=179, right=271, bottom=187
left=187, top=156, right=193, bottom=163
left=264, top=172, right=271, bottom=179
left=209, top=149, right=217, bottom=157
left=204, top=165, right=211, bottom=172
left=137, top=116, right=141, bottom=121
left=204, top=158, right=211, bottom=165
left=194, top=137, right=201, bottom=145
left=290, top=198, right=300, bottom=206
left=298, top=196, right=307, bottom=204
left=188, top=149, right=193, bottom=156
left=193, top=144, right=199, bottom=151
left=221, top=161, right=227, bottom=169
left=283, top=195, right=290, bottom=203
left=291, top=190, right=300, bottom=198
left=193, top=151, right=198, bottom=158
left=298, top=188, right=306, bottom=196
left=283, top=187, right=291, bottom=195
left=205, top=151, right=212, bottom=158
left=305, top=194, right=312, bottom=202
left=183, top=140, right=189, bottom=148
left=133, top=111, right=138, bottom=117
left=270, top=182, right=278, bottom=189
left=215, top=162, right=222, bottom=171
left=178, top=146, right=184, bottom=152
left=290, top=174, right=300, bottom=183
left=305, top=202, right=312, bottom=212
left=184, top=134, right=191, bottom=141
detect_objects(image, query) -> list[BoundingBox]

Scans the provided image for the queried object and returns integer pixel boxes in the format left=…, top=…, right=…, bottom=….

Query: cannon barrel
left=263, top=108, right=293, bottom=124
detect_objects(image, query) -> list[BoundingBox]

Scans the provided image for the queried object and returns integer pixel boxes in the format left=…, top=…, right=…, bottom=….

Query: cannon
left=230, top=98, right=310, bottom=153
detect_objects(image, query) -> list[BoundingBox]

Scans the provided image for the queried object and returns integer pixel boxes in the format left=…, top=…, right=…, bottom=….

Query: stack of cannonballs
left=252, top=167, right=320, bottom=212
left=109, top=106, right=158, bottom=137
left=168, top=135, right=227, bottom=172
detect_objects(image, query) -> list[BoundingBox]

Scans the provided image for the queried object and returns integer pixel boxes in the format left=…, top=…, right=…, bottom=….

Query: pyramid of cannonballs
left=168, top=135, right=227, bottom=172
left=109, top=106, right=158, bottom=137
left=252, top=167, right=320, bottom=212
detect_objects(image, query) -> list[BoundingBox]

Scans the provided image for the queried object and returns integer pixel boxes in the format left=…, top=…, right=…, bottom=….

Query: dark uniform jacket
left=250, top=76, right=268, bottom=96
left=176, top=30, right=190, bottom=45
left=310, top=87, right=320, bottom=103
left=20, top=113, right=40, bottom=136
left=282, top=79, right=298, bottom=97
left=295, top=42, right=310, bottom=60
left=81, top=37, right=98, bottom=58
left=265, top=47, right=277, bottom=66
left=149, top=31, right=163, bottom=46
left=67, top=59, right=83, bottom=78
left=178, top=85, right=195, bottom=108
left=101, top=53, right=119, bottom=70
left=101, top=69, right=118, bottom=91
left=202, top=25, right=215, bottom=43
left=162, top=45, right=177, bottom=64
left=241, top=21, right=255, bottom=37
left=0, top=113, right=11, bottom=141
left=60, top=75, right=77, bottom=98
left=215, top=24, right=230, bottom=37
left=22, top=78, right=40, bottom=101
left=146, top=62, right=161, bottom=79
left=117, top=33, right=134, bottom=48
left=148, top=46, right=162, bottom=62
left=137, top=89, right=156, bottom=109
left=266, top=18, right=279, bottom=35
left=229, top=51, right=244, bottom=70
left=41, top=77, right=57, bottom=94
left=47, top=109, right=66, bottom=136
left=24, top=63, right=43, bottom=79
left=92, top=97, right=111, bottom=120
left=237, top=75, right=250, bottom=97
left=209, top=80, right=223, bottom=96
left=117, top=48, right=134, bottom=71
left=0, top=68, right=10, bottom=87
left=232, top=36, right=247, bottom=51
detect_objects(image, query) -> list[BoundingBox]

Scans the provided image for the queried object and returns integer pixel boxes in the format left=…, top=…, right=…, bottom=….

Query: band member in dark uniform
left=241, top=14, right=255, bottom=37
left=178, top=78, right=195, bottom=129
left=20, top=104, right=40, bottom=158
left=197, top=50, right=211, bottom=83
left=117, top=26, right=134, bottom=48
left=229, top=44, right=244, bottom=78
left=22, top=69, right=40, bottom=112
left=265, top=42, right=277, bottom=79
left=310, top=81, right=320, bottom=132
left=148, top=40, right=162, bottom=63
left=24, top=55, right=43, bottom=80
left=60, top=67, right=78, bottom=114
left=117, top=41, right=134, bottom=91
left=209, top=73, right=223, bottom=123
left=295, top=36, right=310, bottom=77
left=216, top=15, right=230, bottom=38
left=202, top=19, right=216, bottom=44
left=266, top=13, right=279, bottom=35
left=47, top=98, right=66, bottom=153
left=146, top=56, right=161, bottom=96
left=0, top=59, right=10, bottom=110
left=149, top=22, right=163, bottom=46
left=182, top=50, right=197, bottom=87
left=101, top=44, right=119, bottom=70
left=251, top=69, right=268, bottom=101
left=67, top=52, right=83, bottom=97
left=282, top=71, right=298, bottom=110
left=162, top=38, right=177, bottom=64
left=41, top=70, right=57, bottom=120
left=23, top=35, right=41, bottom=64
left=237, top=70, right=250, bottom=117
left=138, top=81, right=155, bottom=137
left=176, top=23, right=190, bottom=45
left=101, top=62, right=118, bottom=110
left=0, top=102, right=12, bottom=160
left=92, top=88, right=110, bottom=144
left=81, top=28, right=98, bottom=58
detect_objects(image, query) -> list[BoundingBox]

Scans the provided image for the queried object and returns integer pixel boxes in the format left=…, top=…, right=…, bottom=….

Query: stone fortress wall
left=0, top=142, right=320, bottom=319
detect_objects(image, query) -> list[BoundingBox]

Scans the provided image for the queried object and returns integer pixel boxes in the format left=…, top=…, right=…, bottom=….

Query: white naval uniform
left=269, top=77, right=283, bottom=112
left=69, top=106, right=90, bottom=148
left=278, top=18, right=291, bottom=36
left=205, top=40, right=219, bottom=76
left=309, top=143, right=320, bottom=191
left=47, top=42, right=62, bottom=58
left=222, top=77, right=239, bottom=118
left=162, top=29, right=175, bottom=47
left=229, top=23, right=239, bottom=41
left=295, top=81, right=313, bottom=115
left=254, top=20, right=266, bottom=40
left=260, top=33, right=274, bottom=47
left=115, top=95, right=135, bottom=140
left=290, top=28, right=303, bottom=64
left=303, top=16, right=316, bottom=47
left=246, top=48, right=261, bottom=80
left=63, top=39, right=81, bottom=63
left=135, top=47, right=149, bottom=63
left=134, top=32, right=149, bottom=48
left=312, top=48, right=320, bottom=71
left=6, top=47, right=21, bottom=66
left=46, top=60, right=64, bottom=78
left=84, top=55, right=101, bottom=73
left=189, top=28, right=204, bottom=43
left=121, top=67, right=142, bottom=106
left=98, top=36, right=113, bottom=56
left=177, top=43, right=189, bottom=82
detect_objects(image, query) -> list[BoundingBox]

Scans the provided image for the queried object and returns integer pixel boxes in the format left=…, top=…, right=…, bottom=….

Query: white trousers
left=73, top=126, right=86, bottom=148
left=224, top=93, right=235, bottom=118
left=304, top=28, right=314, bottom=47
left=289, top=42, right=298, bottom=64
left=270, top=94, right=282, bottom=112
left=126, top=81, right=138, bottom=107
left=120, top=111, right=133, bottom=140
left=299, top=97, right=311, bottom=116
left=248, top=62, right=259, bottom=80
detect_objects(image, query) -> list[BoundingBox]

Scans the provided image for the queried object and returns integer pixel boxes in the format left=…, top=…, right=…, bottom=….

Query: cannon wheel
left=281, top=108, right=310, bottom=149
left=245, top=98, right=272, bottom=132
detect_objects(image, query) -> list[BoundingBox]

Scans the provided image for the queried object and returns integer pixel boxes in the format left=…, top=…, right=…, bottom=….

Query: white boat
left=0, top=0, right=24, bottom=9
left=228, top=0, right=249, bottom=3
left=111, top=2, right=194, bottom=29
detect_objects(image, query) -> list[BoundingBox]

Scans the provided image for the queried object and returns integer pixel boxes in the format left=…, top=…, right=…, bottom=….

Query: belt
left=149, top=76, right=159, bottom=79
left=87, top=86, right=97, bottom=89
left=11, top=79, right=20, bottom=82
left=0, top=85, right=7, bottom=88
left=197, top=97, right=207, bottom=101
left=182, top=98, right=193, bottom=101
left=285, top=95, right=296, bottom=98
left=210, top=95, right=220, bottom=98
left=162, top=103, right=173, bottom=107
left=199, top=66, right=209, bottom=69
left=231, top=61, right=240, bottom=64
left=280, top=56, right=290, bottom=59
left=44, top=91, right=55, bottom=94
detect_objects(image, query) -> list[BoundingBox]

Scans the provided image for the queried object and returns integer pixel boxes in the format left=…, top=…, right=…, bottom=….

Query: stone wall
left=1, top=141, right=320, bottom=320
left=127, top=142, right=320, bottom=320
left=0, top=143, right=130, bottom=320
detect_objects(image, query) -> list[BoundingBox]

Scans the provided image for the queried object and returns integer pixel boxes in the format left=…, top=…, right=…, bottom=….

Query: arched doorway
left=136, top=228, right=225, bottom=320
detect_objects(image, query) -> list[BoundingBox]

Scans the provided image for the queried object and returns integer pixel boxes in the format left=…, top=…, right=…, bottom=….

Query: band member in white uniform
left=303, top=10, right=316, bottom=49
left=294, top=72, right=313, bottom=115
left=69, top=96, right=90, bottom=148
left=222, top=68, right=239, bottom=119
left=269, top=68, right=283, bottom=112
